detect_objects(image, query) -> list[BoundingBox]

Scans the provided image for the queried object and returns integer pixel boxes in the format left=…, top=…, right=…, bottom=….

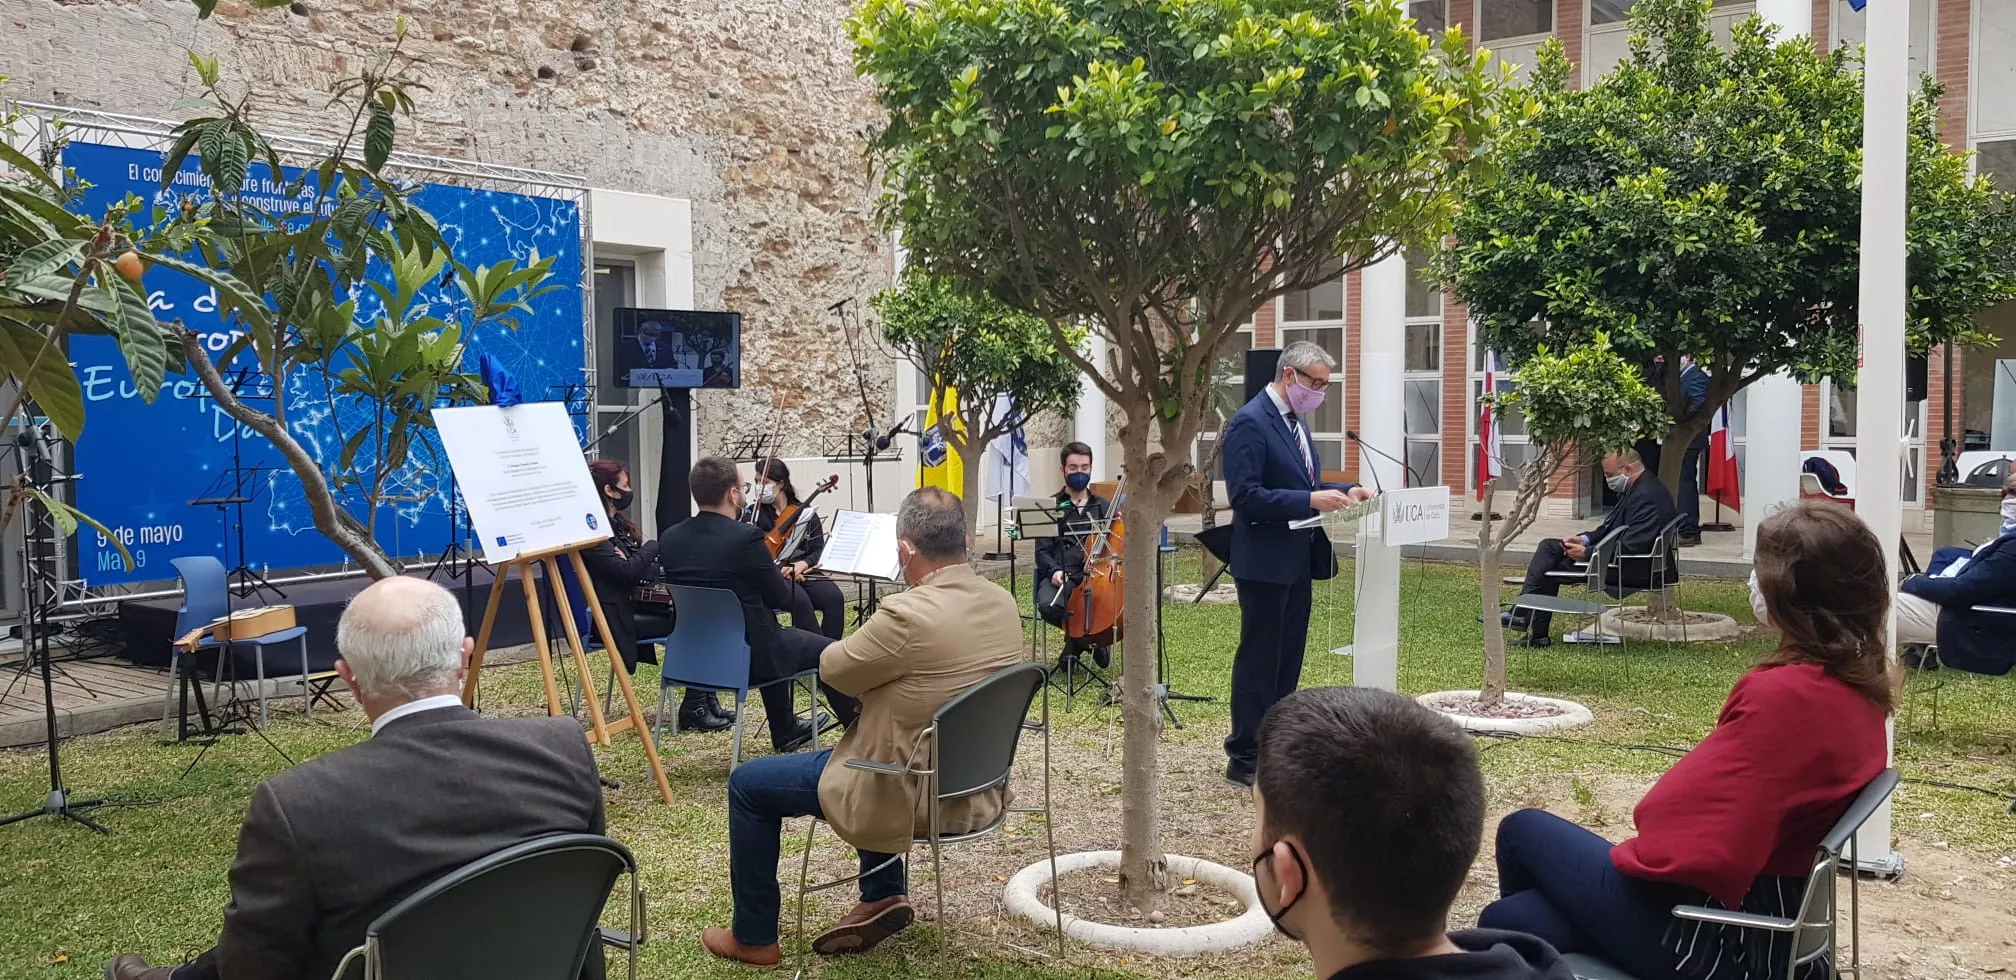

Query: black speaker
left=1245, top=348, right=1282, bottom=405
left=1906, top=353, right=1928, bottom=403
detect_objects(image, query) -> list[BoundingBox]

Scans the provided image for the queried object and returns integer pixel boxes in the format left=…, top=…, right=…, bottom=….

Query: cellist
left=1033, top=441, right=1116, bottom=669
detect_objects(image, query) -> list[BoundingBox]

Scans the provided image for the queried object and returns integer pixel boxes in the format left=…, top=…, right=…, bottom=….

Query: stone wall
left=2, top=0, right=892, bottom=457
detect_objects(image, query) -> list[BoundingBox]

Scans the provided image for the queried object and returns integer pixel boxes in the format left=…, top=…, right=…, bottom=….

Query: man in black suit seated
left=105, top=576, right=607, bottom=980
left=658, top=456, right=857, bottom=751
left=1508, top=449, right=1675, bottom=646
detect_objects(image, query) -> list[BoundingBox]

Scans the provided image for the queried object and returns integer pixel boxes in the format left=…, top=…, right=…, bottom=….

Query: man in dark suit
left=1221, top=340, right=1374, bottom=789
left=658, top=456, right=856, bottom=752
left=1895, top=471, right=2016, bottom=675
left=105, top=576, right=606, bottom=980
left=1510, top=449, right=1675, bottom=645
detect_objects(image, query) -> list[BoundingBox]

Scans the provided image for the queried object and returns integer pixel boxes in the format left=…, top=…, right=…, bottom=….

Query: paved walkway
left=1162, top=499, right=1937, bottom=580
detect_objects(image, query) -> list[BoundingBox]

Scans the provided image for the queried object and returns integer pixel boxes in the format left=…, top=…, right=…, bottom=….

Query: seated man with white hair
left=106, top=576, right=607, bottom=980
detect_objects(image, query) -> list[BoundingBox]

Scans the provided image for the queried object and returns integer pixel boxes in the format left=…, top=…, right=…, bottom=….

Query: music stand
left=190, top=368, right=285, bottom=601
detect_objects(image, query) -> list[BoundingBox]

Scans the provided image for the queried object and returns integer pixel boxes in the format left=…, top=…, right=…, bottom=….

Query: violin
left=1064, top=477, right=1126, bottom=647
left=765, top=474, right=841, bottom=559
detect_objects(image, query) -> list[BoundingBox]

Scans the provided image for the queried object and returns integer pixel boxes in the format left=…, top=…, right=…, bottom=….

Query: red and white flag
left=1477, top=349, right=1506, bottom=500
left=1706, top=403, right=1741, bottom=512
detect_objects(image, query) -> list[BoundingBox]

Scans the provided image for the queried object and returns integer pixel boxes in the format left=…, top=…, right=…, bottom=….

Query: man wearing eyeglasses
left=1219, top=340, right=1375, bottom=789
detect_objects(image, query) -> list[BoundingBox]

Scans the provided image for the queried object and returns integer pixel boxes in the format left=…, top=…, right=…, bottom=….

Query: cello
left=1064, top=476, right=1125, bottom=647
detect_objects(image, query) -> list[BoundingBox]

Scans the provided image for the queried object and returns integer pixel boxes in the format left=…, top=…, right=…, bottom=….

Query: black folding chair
left=1562, top=769, right=1901, bottom=980
left=792, top=663, right=1059, bottom=975
left=330, top=833, right=644, bottom=980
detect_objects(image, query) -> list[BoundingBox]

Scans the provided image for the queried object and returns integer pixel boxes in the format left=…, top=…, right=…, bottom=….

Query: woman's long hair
left=1752, top=502, right=1896, bottom=712
left=756, top=457, right=799, bottom=506
left=587, top=458, right=636, bottom=537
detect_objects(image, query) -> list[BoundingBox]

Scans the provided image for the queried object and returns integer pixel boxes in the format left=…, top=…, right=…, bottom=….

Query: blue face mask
left=1065, top=472, right=1091, bottom=492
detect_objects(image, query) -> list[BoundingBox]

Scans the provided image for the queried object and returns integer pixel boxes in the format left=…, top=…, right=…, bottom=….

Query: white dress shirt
left=370, top=693, right=466, bottom=736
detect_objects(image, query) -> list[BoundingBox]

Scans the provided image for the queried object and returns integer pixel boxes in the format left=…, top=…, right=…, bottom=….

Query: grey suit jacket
left=213, top=705, right=605, bottom=980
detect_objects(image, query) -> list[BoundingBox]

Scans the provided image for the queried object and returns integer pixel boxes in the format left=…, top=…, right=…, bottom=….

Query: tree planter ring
left=1417, top=690, right=1594, bottom=734
left=1002, top=850, right=1276, bottom=956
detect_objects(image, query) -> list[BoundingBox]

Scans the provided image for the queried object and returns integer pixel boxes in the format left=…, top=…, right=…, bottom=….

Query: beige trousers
left=1894, top=592, right=1942, bottom=647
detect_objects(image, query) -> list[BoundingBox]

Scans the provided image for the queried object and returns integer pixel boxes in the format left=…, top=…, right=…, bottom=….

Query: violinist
left=750, top=457, right=846, bottom=642
left=585, top=460, right=733, bottom=733
left=1032, top=442, right=1114, bottom=669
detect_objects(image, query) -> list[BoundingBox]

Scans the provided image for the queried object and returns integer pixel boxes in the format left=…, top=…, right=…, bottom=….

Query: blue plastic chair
left=552, top=560, right=673, bottom=719
left=654, top=584, right=818, bottom=769
left=163, top=556, right=311, bottom=730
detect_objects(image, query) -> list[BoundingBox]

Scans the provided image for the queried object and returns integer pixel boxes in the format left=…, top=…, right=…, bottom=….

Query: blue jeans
left=1478, top=809, right=1696, bottom=980
left=728, top=749, right=905, bottom=946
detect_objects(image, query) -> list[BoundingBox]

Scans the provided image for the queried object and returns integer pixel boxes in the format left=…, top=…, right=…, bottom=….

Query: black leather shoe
left=705, top=695, right=737, bottom=723
left=105, top=955, right=176, bottom=980
left=1091, top=645, right=1111, bottom=669
left=1224, top=762, right=1256, bottom=789
left=774, top=718, right=818, bottom=753
left=1525, top=634, right=1552, bottom=649
left=678, top=704, right=733, bottom=733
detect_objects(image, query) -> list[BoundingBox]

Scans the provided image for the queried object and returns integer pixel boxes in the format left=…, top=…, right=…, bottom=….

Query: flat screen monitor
left=612, top=308, right=741, bottom=389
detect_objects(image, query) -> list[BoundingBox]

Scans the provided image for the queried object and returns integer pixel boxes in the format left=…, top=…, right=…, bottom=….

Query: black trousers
left=1033, top=575, right=1100, bottom=656
left=1225, top=575, right=1312, bottom=773
left=787, top=577, right=846, bottom=640
left=754, top=626, right=860, bottom=749
left=1516, top=538, right=1583, bottom=637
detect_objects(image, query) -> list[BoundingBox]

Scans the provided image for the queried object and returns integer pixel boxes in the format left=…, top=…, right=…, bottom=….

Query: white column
left=1743, top=375, right=1806, bottom=559
left=1352, top=251, right=1406, bottom=691
left=1742, top=0, right=1815, bottom=563
left=1753, top=0, right=1811, bottom=40
left=1075, top=332, right=1111, bottom=481
left=1854, top=0, right=1909, bottom=875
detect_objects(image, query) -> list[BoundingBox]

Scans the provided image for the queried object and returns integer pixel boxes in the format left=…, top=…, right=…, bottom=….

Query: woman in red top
left=1478, top=502, right=1892, bottom=980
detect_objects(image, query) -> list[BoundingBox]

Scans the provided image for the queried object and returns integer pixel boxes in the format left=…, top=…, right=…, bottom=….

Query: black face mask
left=1064, top=472, right=1092, bottom=492
left=1251, top=841, right=1308, bottom=941
left=607, top=488, right=634, bottom=512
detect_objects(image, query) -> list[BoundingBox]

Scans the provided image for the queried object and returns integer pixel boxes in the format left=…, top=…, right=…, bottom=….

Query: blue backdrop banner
left=62, top=140, right=585, bottom=586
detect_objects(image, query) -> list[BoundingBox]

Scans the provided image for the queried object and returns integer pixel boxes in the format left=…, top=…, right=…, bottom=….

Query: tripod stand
left=1152, top=525, right=1214, bottom=728
left=192, top=369, right=284, bottom=601
left=1, top=426, right=110, bottom=834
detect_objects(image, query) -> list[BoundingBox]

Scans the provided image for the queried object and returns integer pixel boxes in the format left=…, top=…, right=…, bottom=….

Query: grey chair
left=1905, top=603, right=2016, bottom=732
left=791, top=662, right=1060, bottom=976
left=329, top=833, right=644, bottom=980
left=1510, top=526, right=1634, bottom=645
left=1615, top=514, right=1686, bottom=638
left=1561, top=768, right=1901, bottom=980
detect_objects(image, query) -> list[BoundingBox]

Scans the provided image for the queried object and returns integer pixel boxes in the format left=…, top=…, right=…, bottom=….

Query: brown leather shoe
left=812, top=896, right=914, bottom=956
left=105, top=955, right=177, bottom=980
left=700, top=927, right=782, bottom=966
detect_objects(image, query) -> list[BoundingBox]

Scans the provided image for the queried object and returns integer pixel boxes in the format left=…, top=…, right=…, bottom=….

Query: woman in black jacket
left=749, top=457, right=845, bottom=640
left=586, top=459, right=731, bottom=732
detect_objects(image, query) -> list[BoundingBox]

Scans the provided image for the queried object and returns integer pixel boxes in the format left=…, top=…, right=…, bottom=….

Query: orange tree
left=852, top=0, right=1509, bottom=908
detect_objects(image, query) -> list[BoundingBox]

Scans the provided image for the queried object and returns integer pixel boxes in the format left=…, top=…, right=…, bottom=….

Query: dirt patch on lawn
left=1041, top=868, right=1249, bottom=929
left=785, top=728, right=2016, bottom=979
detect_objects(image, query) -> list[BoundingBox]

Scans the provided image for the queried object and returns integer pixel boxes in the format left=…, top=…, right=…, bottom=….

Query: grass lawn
left=2, top=551, right=2012, bottom=980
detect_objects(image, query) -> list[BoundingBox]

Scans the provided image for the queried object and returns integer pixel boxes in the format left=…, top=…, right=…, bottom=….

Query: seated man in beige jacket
left=701, top=487, right=1025, bottom=966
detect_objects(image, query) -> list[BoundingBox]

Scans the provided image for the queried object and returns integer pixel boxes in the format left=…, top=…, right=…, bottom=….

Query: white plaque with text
left=1381, top=485, right=1452, bottom=547
left=433, top=402, right=610, bottom=563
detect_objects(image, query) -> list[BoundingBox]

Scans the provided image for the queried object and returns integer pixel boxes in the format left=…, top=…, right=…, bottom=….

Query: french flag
left=1477, top=349, right=1506, bottom=500
left=1706, top=403, right=1741, bottom=512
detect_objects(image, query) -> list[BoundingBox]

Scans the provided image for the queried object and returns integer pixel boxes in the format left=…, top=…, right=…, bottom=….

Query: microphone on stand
left=1344, top=429, right=1424, bottom=492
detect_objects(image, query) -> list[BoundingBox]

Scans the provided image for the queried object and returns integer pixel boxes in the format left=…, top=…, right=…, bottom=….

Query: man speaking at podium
left=1220, top=340, right=1374, bottom=789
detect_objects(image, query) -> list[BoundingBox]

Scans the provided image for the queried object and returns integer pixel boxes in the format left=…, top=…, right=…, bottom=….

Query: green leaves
left=873, top=272, right=1082, bottom=430
left=1445, top=0, right=2016, bottom=444
left=23, top=488, right=133, bottom=571
left=1502, top=334, right=1667, bottom=454
left=0, top=323, right=84, bottom=441
left=364, top=102, right=396, bottom=172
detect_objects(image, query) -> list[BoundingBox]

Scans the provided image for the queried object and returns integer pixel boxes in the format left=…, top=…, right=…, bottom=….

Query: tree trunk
left=1655, top=412, right=1712, bottom=498
left=955, top=434, right=983, bottom=547
left=1477, top=478, right=1508, bottom=702
left=1117, top=479, right=1172, bottom=911
left=182, top=330, right=400, bottom=580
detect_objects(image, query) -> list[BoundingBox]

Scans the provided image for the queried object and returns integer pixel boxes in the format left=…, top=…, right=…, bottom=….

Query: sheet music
left=822, top=510, right=903, bottom=580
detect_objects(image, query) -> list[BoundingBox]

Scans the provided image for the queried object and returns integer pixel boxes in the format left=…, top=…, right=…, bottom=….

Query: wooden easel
left=459, top=540, right=674, bottom=805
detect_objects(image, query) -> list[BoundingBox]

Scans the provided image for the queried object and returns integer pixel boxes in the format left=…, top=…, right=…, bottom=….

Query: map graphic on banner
left=61, top=141, right=585, bottom=586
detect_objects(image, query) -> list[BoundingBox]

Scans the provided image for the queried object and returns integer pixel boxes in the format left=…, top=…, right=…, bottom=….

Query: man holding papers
left=1220, top=340, right=1373, bottom=790
left=701, top=487, right=1024, bottom=966
left=659, top=457, right=856, bottom=752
